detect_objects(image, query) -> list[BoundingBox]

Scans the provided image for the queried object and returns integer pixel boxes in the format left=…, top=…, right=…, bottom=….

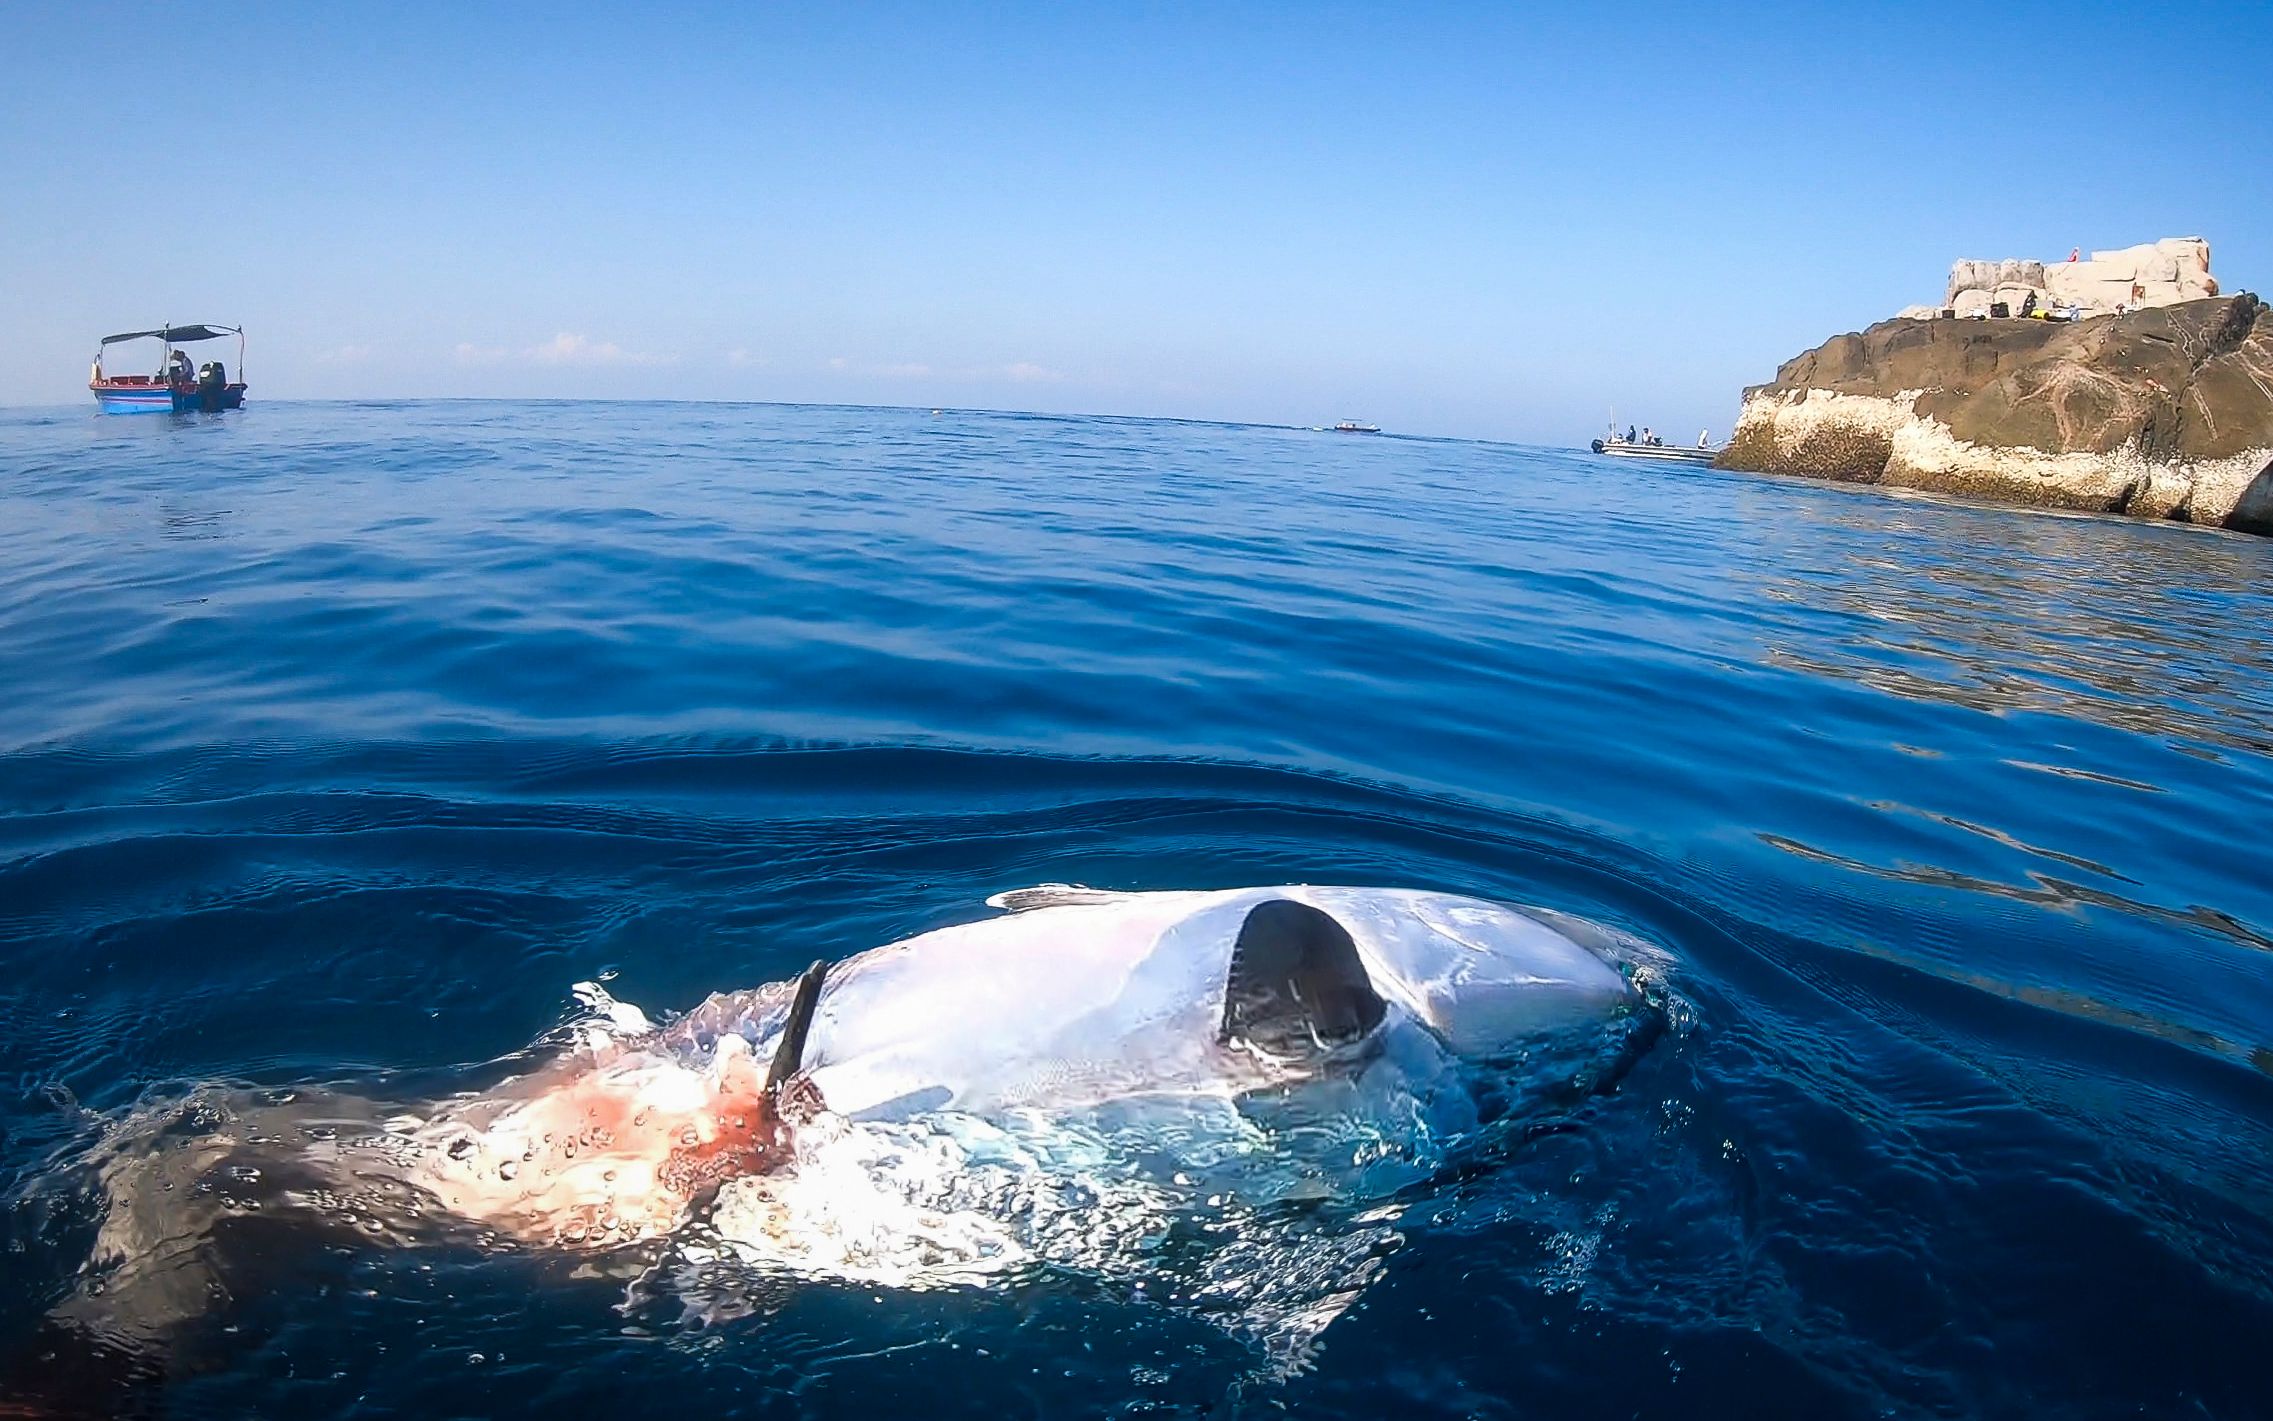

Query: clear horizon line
left=0, top=393, right=1587, bottom=452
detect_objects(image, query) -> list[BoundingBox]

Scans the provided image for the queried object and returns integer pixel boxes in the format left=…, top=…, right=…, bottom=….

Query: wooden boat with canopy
left=89, top=324, right=248, bottom=413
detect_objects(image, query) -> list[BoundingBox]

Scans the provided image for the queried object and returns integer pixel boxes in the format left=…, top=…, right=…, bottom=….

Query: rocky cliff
left=1716, top=294, right=2273, bottom=536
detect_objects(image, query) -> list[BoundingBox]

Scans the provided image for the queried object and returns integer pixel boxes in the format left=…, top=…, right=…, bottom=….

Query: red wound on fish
left=659, top=1095, right=786, bottom=1198
left=656, top=1071, right=832, bottom=1198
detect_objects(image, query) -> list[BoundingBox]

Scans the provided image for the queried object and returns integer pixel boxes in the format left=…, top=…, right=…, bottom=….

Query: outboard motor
left=197, top=362, right=227, bottom=412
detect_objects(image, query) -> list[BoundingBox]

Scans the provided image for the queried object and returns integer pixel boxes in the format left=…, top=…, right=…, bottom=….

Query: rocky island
left=1717, top=238, right=2273, bottom=537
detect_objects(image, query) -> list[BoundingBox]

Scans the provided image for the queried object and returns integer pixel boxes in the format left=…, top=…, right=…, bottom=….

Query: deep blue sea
left=3, top=400, right=2271, bottom=1419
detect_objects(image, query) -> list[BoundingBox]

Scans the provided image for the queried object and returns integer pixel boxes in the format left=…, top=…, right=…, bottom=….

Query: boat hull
left=91, top=383, right=247, bottom=415
left=1590, top=439, right=1715, bottom=465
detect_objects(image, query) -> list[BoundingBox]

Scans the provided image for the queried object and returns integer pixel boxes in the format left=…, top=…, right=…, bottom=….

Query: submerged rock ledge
left=1717, top=294, right=2273, bottom=536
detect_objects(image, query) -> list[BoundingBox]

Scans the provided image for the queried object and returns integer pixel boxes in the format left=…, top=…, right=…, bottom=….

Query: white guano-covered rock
left=1940, top=236, right=2216, bottom=320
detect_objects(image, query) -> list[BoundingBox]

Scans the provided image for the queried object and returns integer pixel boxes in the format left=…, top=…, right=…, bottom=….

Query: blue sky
left=5, top=1, right=2270, bottom=443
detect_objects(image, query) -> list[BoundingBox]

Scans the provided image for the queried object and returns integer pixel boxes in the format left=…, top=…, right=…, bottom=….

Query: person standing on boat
left=167, top=349, right=194, bottom=386
left=1625, top=424, right=1636, bottom=444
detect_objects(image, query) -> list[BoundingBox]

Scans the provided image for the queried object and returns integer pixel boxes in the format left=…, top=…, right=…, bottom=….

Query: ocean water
left=2, top=399, right=2270, bottom=1419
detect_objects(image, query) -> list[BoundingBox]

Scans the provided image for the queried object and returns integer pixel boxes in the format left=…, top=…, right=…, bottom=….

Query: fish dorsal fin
left=766, top=959, right=829, bottom=1091
left=1220, top=899, right=1386, bottom=1060
left=985, top=884, right=1139, bottom=913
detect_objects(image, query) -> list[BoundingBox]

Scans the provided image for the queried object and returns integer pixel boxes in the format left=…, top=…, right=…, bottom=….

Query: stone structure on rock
left=1892, top=237, right=2219, bottom=322
left=1715, top=293, right=2273, bottom=536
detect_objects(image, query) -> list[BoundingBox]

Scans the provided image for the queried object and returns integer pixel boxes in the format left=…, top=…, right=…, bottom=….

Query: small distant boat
left=90, top=324, right=248, bottom=414
left=1332, top=420, right=1381, bottom=434
left=1590, top=435, right=1716, bottom=464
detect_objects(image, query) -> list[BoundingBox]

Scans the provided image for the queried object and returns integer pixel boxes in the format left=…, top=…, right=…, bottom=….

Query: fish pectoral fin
left=1221, top=900, right=1386, bottom=1062
left=984, top=883, right=1139, bottom=913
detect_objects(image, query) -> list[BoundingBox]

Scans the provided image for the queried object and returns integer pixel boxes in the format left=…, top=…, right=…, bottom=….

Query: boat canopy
left=99, top=324, right=242, bottom=346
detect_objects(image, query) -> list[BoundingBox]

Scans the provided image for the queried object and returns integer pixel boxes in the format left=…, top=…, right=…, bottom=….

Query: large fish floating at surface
left=680, top=882, right=1644, bottom=1118
left=24, top=886, right=1662, bottom=1399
